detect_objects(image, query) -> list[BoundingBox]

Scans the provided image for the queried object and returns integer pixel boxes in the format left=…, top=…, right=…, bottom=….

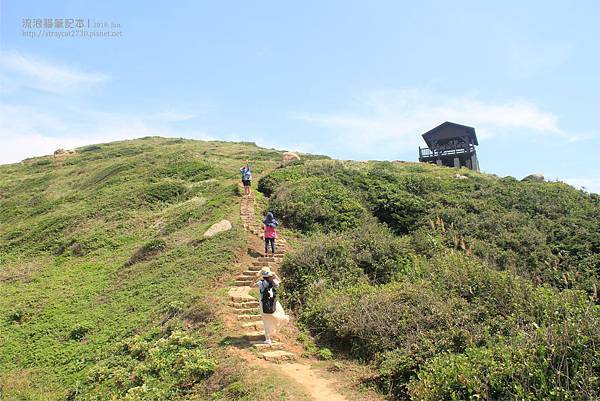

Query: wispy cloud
left=0, top=50, right=109, bottom=94
left=292, top=88, right=577, bottom=158
left=0, top=104, right=212, bottom=164
left=561, top=178, right=600, bottom=194
left=0, top=50, right=213, bottom=164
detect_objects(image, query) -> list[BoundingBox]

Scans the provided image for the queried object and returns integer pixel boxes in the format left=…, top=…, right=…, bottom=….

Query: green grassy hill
left=258, top=160, right=599, bottom=400
left=1, top=138, right=598, bottom=401
left=0, top=138, right=306, bottom=400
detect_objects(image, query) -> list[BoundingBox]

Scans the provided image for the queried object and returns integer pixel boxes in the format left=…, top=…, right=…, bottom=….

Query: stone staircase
left=227, top=188, right=295, bottom=362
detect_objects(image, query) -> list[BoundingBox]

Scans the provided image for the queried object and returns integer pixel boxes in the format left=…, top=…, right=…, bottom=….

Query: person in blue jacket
left=240, top=160, right=252, bottom=196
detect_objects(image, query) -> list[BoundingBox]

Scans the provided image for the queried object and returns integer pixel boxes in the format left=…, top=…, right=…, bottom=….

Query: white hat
left=261, top=267, right=274, bottom=277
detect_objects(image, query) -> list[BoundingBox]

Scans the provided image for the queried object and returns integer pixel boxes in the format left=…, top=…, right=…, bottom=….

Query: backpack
left=261, top=281, right=276, bottom=314
left=244, top=169, right=252, bottom=181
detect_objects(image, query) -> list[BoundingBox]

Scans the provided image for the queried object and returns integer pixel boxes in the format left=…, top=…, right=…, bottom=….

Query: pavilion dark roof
left=422, top=121, right=478, bottom=148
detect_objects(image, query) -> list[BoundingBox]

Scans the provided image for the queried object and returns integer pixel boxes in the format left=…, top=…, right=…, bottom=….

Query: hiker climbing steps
left=228, top=187, right=295, bottom=362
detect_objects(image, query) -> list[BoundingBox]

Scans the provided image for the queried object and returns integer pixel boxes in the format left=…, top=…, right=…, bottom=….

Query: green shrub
left=85, top=330, right=216, bottom=400
left=6, top=309, right=25, bottom=324
left=257, top=165, right=308, bottom=197
left=280, top=235, right=366, bottom=308
left=80, top=145, right=102, bottom=152
left=301, top=281, right=475, bottom=362
left=409, top=327, right=600, bottom=401
left=367, top=183, right=427, bottom=234
left=144, top=182, right=187, bottom=203
left=125, top=239, right=167, bottom=266
left=259, top=159, right=600, bottom=295
left=317, top=347, right=333, bottom=360
left=269, top=177, right=367, bottom=233
left=80, top=163, right=129, bottom=188
left=159, top=160, right=222, bottom=182
left=68, top=324, right=90, bottom=341
left=349, top=222, right=415, bottom=284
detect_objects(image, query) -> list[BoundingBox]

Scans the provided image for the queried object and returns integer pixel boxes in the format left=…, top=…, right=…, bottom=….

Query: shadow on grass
left=219, top=335, right=254, bottom=350
left=247, top=247, right=262, bottom=258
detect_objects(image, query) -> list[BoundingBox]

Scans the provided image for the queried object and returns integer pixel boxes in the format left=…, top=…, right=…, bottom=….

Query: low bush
left=409, top=320, right=600, bottom=401
left=159, top=160, right=223, bottom=182
left=257, top=164, right=309, bottom=197
left=318, top=348, right=333, bottom=360
left=280, top=235, right=365, bottom=308
left=348, top=222, right=415, bottom=284
left=68, top=324, right=90, bottom=341
left=269, top=177, right=367, bottom=233
left=144, top=182, right=187, bottom=203
left=125, top=239, right=166, bottom=266
left=84, top=330, right=216, bottom=400
left=80, top=163, right=129, bottom=189
left=259, top=160, right=600, bottom=295
left=366, top=183, right=427, bottom=235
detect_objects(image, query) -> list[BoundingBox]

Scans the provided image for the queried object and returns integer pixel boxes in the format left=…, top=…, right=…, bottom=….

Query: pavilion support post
left=471, top=154, right=480, bottom=172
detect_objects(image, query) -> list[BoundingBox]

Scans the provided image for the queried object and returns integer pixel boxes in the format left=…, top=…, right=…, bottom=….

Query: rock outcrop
left=282, top=152, right=301, bottom=162
left=522, top=173, right=545, bottom=182
left=53, top=148, right=76, bottom=156
left=203, top=219, right=232, bottom=237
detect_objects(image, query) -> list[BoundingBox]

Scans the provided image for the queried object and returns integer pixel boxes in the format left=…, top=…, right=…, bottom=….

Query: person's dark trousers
left=265, top=238, right=275, bottom=255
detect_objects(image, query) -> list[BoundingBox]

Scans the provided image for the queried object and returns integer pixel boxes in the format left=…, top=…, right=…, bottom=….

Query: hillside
left=258, top=160, right=600, bottom=400
left=0, top=138, right=333, bottom=400
left=1, top=138, right=598, bottom=401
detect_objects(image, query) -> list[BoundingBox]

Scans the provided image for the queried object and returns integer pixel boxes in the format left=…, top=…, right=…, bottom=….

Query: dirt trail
left=277, top=362, right=350, bottom=401
left=226, top=185, right=350, bottom=401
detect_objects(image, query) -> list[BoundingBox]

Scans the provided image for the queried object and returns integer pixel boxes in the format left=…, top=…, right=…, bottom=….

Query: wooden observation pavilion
left=418, top=122, right=480, bottom=171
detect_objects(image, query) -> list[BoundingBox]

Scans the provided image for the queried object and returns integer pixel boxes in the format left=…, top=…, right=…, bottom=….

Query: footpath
left=225, top=187, right=350, bottom=401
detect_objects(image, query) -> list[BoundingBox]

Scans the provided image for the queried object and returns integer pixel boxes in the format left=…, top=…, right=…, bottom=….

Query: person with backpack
left=256, top=267, right=289, bottom=345
left=240, top=160, right=252, bottom=196
left=263, top=212, right=278, bottom=257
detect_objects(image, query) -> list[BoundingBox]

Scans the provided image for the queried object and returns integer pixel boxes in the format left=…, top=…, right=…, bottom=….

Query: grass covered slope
left=258, top=160, right=600, bottom=400
left=0, top=138, right=287, bottom=400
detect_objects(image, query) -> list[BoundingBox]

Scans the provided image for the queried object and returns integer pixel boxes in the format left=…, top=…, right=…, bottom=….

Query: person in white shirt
left=256, top=268, right=289, bottom=345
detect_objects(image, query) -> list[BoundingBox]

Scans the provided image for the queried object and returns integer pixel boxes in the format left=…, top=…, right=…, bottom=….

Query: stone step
left=242, top=269, right=260, bottom=276
left=229, top=295, right=254, bottom=303
left=229, top=294, right=254, bottom=302
left=228, top=287, right=254, bottom=302
left=241, top=321, right=264, bottom=330
left=237, top=314, right=262, bottom=321
left=234, top=281, right=253, bottom=287
left=244, top=331, right=265, bottom=341
left=240, top=268, right=258, bottom=273
left=250, top=340, right=285, bottom=350
left=230, top=300, right=259, bottom=308
left=232, top=308, right=260, bottom=315
left=259, top=350, right=296, bottom=361
left=251, top=262, right=272, bottom=268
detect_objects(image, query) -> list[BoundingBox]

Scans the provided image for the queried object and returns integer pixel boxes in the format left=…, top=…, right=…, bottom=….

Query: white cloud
left=0, top=50, right=109, bottom=93
left=292, top=88, right=575, bottom=158
left=561, top=178, right=600, bottom=194
left=0, top=104, right=212, bottom=164
left=0, top=51, right=213, bottom=164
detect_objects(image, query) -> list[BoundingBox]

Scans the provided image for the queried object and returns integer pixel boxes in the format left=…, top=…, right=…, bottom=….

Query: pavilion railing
left=419, top=144, right=476, bottom=159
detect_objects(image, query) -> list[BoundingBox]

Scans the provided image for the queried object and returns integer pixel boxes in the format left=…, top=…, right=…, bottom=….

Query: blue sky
left=1, top=1, right=599, bottom=192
